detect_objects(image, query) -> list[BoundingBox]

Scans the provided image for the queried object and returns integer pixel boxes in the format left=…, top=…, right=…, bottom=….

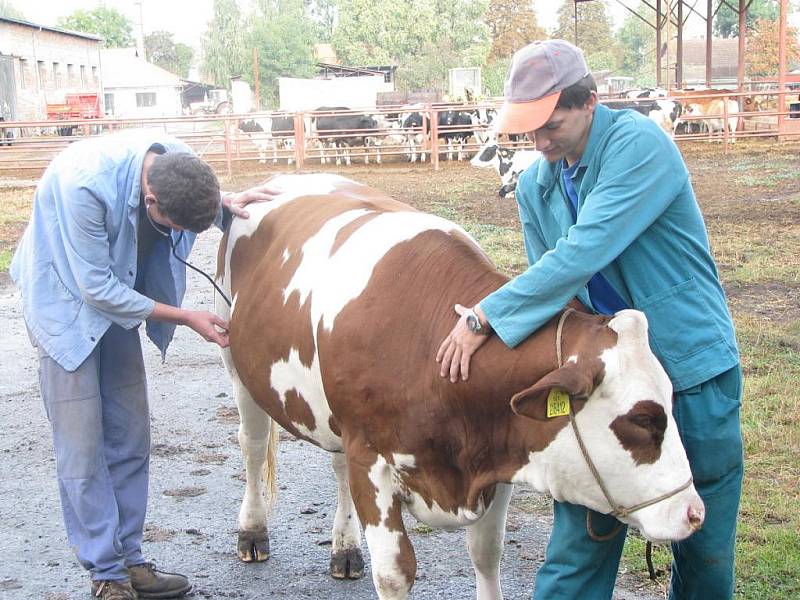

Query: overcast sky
left=14, top=0, right=800, bottom=50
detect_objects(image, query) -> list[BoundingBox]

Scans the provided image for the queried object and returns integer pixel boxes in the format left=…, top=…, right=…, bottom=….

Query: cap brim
left=492, top=91, right=561, bottom=134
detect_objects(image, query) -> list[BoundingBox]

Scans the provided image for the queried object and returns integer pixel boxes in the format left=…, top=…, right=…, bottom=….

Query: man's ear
left=510, top=359, right=602, bottom=421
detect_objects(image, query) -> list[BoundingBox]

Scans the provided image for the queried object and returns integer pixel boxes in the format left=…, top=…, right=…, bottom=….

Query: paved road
left=0, top=229, right=661, bottom=600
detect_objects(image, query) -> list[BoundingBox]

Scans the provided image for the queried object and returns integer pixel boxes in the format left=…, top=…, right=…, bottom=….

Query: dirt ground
left=1, top=141, right=798, bottom=599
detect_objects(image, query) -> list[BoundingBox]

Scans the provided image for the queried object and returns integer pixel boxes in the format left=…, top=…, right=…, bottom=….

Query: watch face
left=466, top=313, right=480, bottom=333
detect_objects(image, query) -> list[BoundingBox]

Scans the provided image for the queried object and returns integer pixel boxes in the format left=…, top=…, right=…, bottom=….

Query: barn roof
left=101, top=48, right=182, bottom=89
left=0, top=15, right=103, bottom=41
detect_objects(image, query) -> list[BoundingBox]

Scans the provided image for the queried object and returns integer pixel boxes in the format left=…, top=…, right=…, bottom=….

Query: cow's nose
left=687, top=503, right=705, bottom=531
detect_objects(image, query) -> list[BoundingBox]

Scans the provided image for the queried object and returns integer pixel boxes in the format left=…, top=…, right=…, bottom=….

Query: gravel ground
left=0, top=224, right=662, bottom=600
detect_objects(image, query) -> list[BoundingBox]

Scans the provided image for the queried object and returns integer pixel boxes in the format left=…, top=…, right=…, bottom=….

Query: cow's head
left=510, top=310, right=704, bottom=542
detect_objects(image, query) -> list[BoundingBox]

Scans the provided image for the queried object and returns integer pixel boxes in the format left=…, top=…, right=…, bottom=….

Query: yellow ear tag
left=547, top=389, right=570, bottom=418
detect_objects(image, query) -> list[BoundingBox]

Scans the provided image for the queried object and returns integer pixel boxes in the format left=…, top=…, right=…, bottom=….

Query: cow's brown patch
left=284, top=388, right=316, bottom=431
left=609, top=400, right=667, bottom=465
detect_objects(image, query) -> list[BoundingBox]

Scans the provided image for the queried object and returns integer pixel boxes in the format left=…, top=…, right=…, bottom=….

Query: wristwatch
left=465, top=308, right=492, bottom=336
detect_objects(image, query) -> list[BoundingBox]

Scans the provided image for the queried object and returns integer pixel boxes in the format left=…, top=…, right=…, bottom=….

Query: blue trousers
left=36, top=324, right=150, bottom=581
left=533, top=367, right=744, bottom=600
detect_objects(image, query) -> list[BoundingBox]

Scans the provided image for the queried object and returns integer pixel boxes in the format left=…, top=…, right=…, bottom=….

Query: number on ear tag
left=547, top=389, right=570, bottom=418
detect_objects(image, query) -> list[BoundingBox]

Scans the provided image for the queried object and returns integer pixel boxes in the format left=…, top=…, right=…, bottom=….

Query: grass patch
left=0, top=186, right=34, bottom=273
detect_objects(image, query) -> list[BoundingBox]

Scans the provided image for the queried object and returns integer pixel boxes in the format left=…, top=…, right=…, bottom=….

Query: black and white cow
left=238, top=115, right=296, bottom=165
left=471, top=141, right=541, bottom=198
left=437, top=109, right=476, bottom=161
left=314, top=107, right=380, bottom=165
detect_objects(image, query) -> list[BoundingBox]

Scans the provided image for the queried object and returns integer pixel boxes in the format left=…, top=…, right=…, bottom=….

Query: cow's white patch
left=287, top=209, right=472, bottom=332
left=365, top=455, right=409, bottom=596
left=281, top=248, right=291, bottom=266
left=391, top=453, right=416, bottom=470
left=268, top=348, right=340, bottom=451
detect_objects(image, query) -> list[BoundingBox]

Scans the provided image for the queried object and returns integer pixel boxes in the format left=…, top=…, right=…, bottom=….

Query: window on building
left=19, top=58, right=27, bottom=89
left=80, top=65, right=87, bottom=87
left=52, top=62, right=61, bottom=88
left=104, top=93, right=115, bottom=116
left=67, top=64, right=74, bottom=86
left=91, top=66, right=98, bottom=84
left=136, top=92, right=156, bottom=107
left=37, top=61, right=46, bottom=88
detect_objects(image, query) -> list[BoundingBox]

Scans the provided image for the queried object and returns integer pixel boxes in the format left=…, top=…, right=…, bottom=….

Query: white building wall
left=104, top=86, right=183, bottom=119
left=278, top=76, right=393, bottom=111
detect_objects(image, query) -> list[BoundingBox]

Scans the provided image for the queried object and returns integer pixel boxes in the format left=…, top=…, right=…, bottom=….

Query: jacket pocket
left=637, top=278, right=726, bottom=363
left=31, top=263, right=82, bottom=336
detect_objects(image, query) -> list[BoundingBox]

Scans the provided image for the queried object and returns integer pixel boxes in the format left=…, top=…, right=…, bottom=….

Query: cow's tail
left=264, top=419, right=280, bottom=509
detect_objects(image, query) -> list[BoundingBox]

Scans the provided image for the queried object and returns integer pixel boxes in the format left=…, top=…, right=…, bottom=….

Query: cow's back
left=217, top=174, right=500, bottom=452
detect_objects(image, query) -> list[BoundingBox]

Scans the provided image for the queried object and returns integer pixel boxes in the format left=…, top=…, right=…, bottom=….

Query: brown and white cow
left=214, top=174, right=704, bottom=600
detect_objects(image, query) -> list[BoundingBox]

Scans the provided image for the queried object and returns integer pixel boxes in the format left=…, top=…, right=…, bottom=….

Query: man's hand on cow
left=184, top=310, right=230, bottom=348
left=223, top=182, right=282, bottom=219
left=436, top=303, right=490, bottom=383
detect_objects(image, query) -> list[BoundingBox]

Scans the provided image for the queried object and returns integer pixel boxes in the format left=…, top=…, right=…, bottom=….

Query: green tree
left=615, top=4, right=656, bottom=86
left=304, top=0, right=336, bottom=42
left=331, top=0, right=488, bottom=90
left=553, top=0, right=619, bottom=72
left=0, top=0, right=24, bottom=19
left=714, top=0, right=781, bottom=38
left=484, top=0, right=546, bottom=61
left=144, top=31, right=194, bottom=78
left=201, top=0, right=247, bottom=87
left=56, top=7, right=134, bottom=48
left=746, top=18, right=800, bottom=76
left=246, top=0, right=318, bottom=107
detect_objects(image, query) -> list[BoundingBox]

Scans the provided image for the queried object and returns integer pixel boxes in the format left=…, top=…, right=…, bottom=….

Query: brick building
left=0, top=16, right=103, bottom=123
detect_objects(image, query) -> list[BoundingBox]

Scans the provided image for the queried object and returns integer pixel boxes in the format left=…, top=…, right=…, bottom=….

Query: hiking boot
left=127, top=562, right=192, bottom=599
left=91, top=579, right=137, bottom=599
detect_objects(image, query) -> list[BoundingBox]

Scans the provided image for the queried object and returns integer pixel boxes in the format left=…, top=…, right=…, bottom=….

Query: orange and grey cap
left=493, top=40, right=590, bottom=134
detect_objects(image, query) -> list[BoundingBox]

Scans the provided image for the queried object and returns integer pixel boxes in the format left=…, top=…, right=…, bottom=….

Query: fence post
left=224, top=117, right=232, bottom=179
left=429, top=105, right=439, bottom=171
left=294, top=113, right=305, bottom=171
left=722, top=95, right=729, bottom=154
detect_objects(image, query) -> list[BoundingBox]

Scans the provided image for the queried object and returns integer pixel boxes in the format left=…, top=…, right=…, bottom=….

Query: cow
left=437, top=109, right=476, bottom=161
left=215, top=173, right=705, bottom=600
left=314, top=107, right=380, bottom=165
left=624, top=87, right=668, bottom=99
left=400, top=109, right=429, bottom=163
left=238, top=115, right=296, bottom=165
left=470, top=141, right=541, bottom=197
left=675, top=99, right=738, bottom=142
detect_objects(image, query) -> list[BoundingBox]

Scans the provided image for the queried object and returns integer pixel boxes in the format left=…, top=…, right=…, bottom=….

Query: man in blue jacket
left=437, top=40, right=742, bottom=599
left=11, top=131, right=275, bottom=599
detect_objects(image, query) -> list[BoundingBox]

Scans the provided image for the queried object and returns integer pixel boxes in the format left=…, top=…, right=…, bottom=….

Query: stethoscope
left=144, top=200, right=233, bottom=307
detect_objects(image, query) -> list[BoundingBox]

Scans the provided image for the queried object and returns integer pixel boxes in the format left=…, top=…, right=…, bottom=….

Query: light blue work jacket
left=10, top=131, right=200, bottom=372
left=481, top=104, right=739, bottom=391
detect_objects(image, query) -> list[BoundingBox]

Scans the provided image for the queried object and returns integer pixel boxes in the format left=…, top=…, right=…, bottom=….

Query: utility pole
left=133, top=0, right=146, bottom=59
left=253, top=47, right=260, bottom=109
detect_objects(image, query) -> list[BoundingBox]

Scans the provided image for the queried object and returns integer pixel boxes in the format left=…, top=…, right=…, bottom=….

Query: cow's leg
left=466, top=483, right=513, bottom=600
left=349, top=453, right=416, bottom=599
left=222, top=349, right=274, bottom=562
left=329, top=453, right=365, bottom=579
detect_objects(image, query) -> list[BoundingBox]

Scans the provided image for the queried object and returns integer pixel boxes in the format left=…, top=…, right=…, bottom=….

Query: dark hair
left=555, top=74, right=597, bottom=110
left=147, top=153, right=220, bottom=233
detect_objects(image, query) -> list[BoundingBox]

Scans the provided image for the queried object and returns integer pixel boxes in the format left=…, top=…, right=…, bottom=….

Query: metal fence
left=1, top=89, right=798, bottom=180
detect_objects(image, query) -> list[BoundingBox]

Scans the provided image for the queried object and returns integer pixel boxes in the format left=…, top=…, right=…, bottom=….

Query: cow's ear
left=510, top=361, right=598, bottom=421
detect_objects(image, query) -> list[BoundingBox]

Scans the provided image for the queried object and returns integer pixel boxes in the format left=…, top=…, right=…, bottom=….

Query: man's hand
left=183, top=310, right=230, bottom=348
left=436, top=303, right=491, bottom=383
left=223, top=182, right=282, bottom=219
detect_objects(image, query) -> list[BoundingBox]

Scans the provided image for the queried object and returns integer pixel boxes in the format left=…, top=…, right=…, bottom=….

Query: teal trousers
left=533, top=367, right=744, bottom=600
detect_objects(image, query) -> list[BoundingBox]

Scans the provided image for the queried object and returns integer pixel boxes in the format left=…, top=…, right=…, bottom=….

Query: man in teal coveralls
left=437, top=40, right=743, bottom=599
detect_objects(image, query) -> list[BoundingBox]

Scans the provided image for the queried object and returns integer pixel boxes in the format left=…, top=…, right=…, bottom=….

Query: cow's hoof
left=237, top=528, right=270, bottom=562
left=330, top=548, right=365, bottom=579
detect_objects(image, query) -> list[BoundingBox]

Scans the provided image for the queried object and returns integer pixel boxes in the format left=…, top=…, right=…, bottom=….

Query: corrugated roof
left=0, top=15, right=103, bottom=41
left=101, top=48, right=182, bottom=88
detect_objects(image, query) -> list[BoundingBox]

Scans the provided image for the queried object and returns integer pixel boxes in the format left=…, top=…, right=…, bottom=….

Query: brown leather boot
left=91, top=579, right=138, bottom=599
left=127, top=562, right=191, bottom=599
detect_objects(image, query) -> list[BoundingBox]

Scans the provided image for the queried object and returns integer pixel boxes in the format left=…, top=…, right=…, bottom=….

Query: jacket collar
left=535, top=103, right=614, bottom=189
